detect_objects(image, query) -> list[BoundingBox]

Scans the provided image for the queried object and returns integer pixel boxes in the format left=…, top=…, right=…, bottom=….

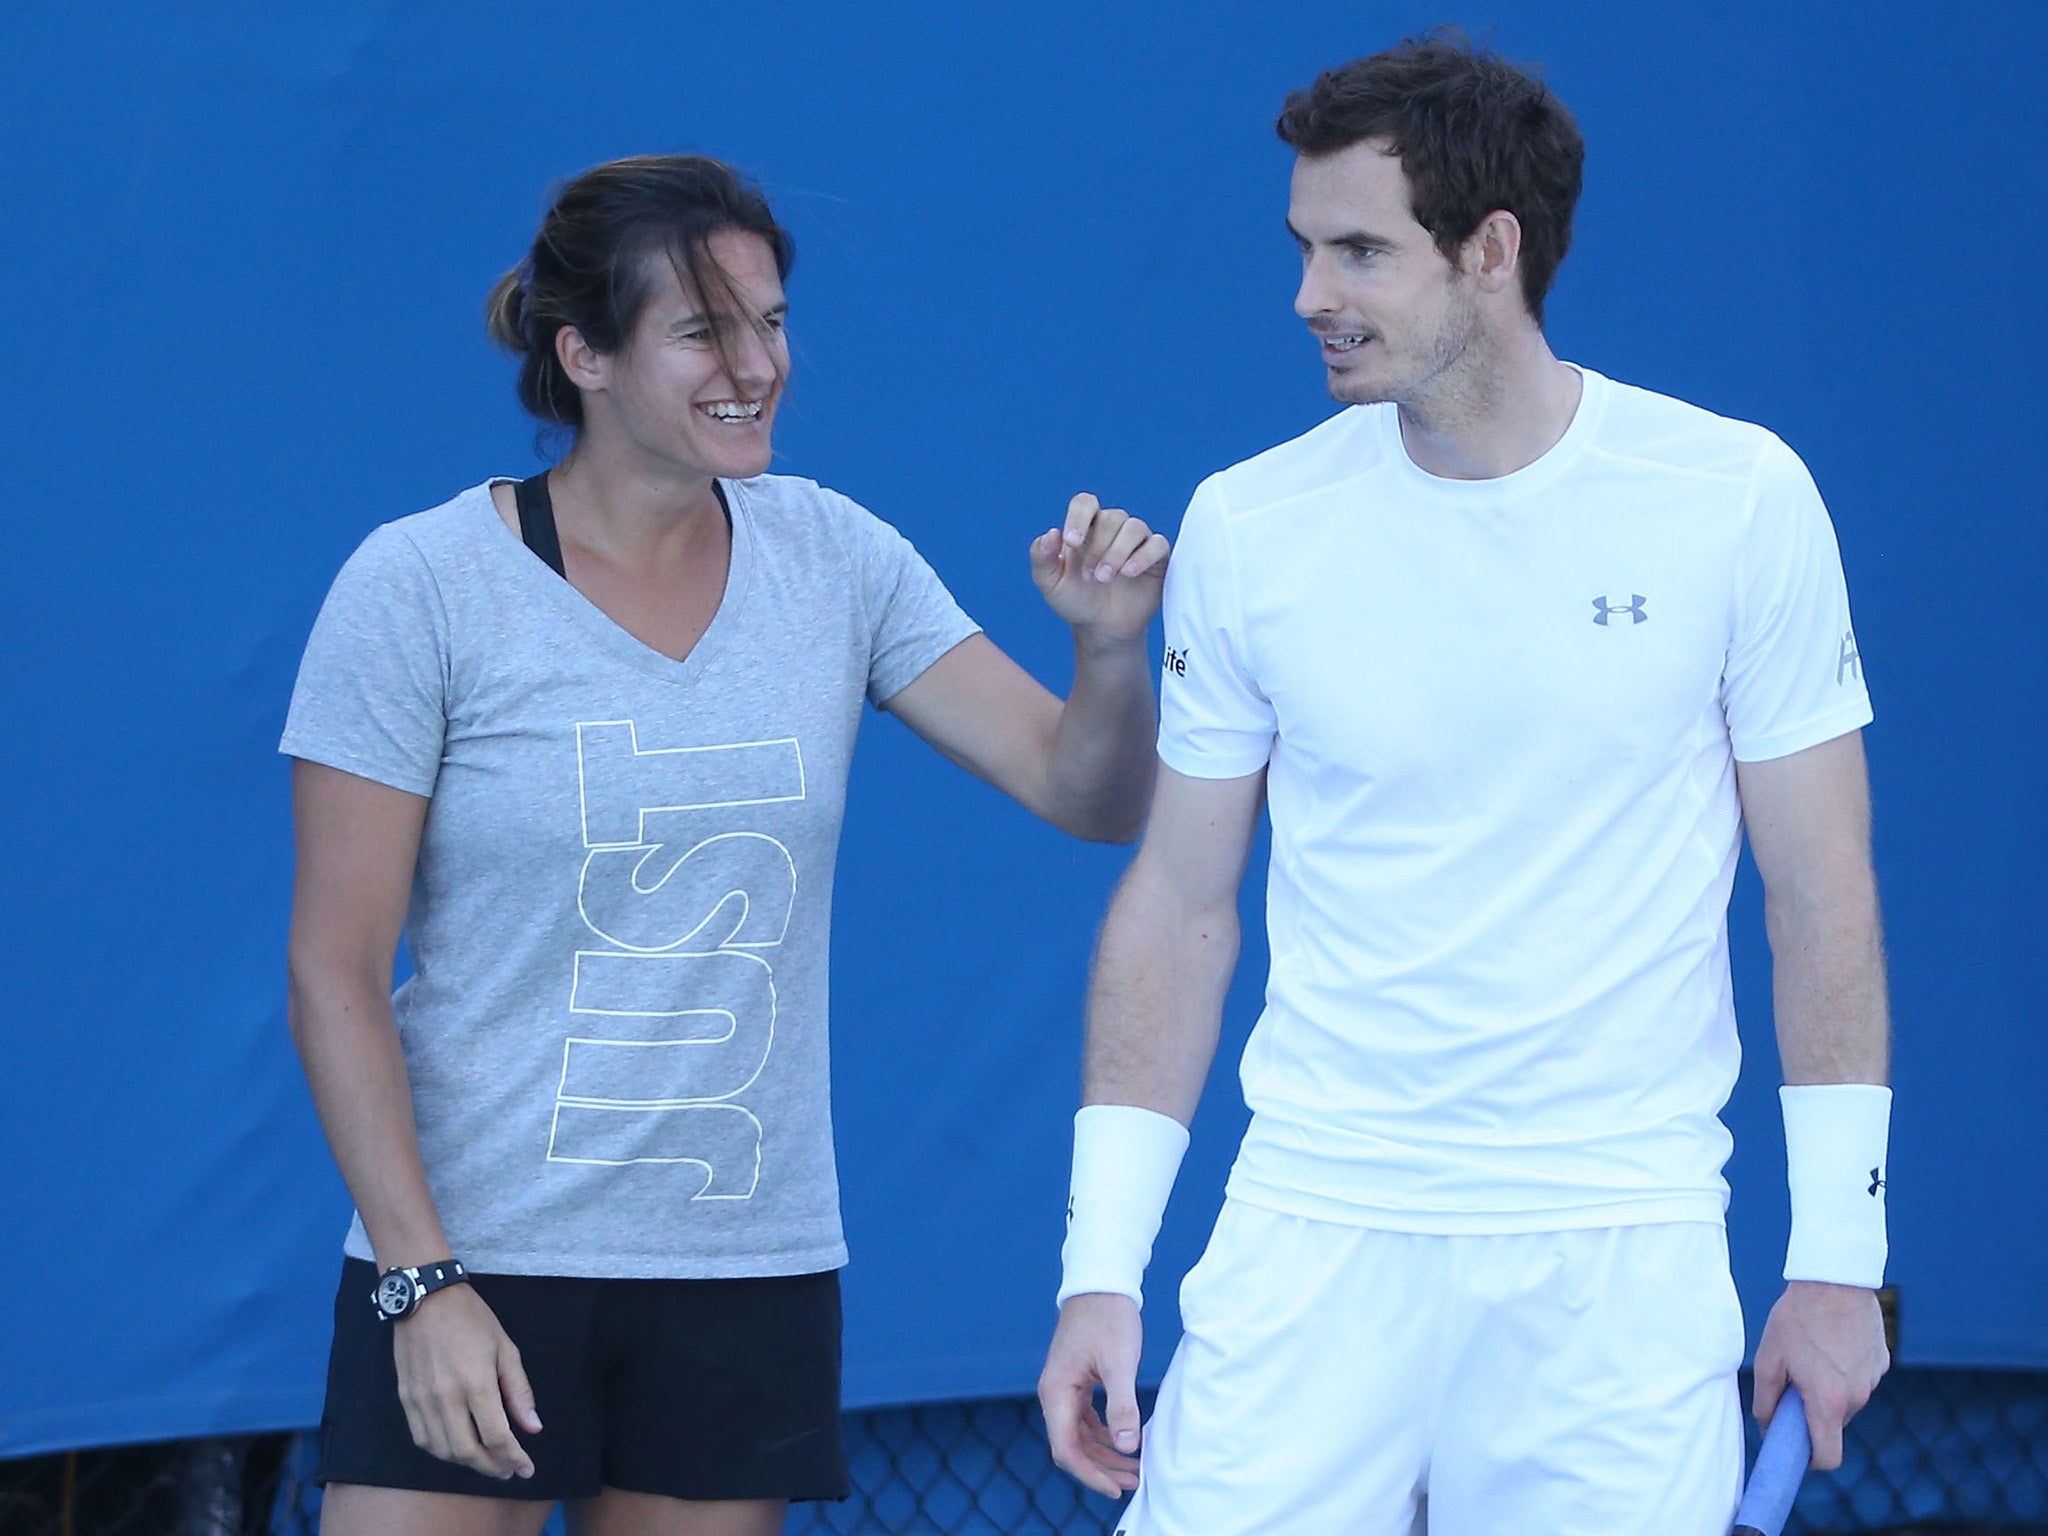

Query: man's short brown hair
left=1277, top=32, right=1584, bottom=325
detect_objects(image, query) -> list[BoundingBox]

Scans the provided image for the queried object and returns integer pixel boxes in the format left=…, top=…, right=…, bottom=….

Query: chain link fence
left=0, top=1437, right=290, bottom=1536
left=4, top=1368, right=2043, bottom=1535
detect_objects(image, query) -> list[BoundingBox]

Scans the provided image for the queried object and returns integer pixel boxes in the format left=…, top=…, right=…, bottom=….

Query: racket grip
left=1732, top=1384, right=1811, bottom=1536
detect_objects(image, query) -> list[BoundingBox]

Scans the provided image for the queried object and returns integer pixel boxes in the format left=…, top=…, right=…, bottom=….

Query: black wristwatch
left=370, top=1259, right=468, bottom=1322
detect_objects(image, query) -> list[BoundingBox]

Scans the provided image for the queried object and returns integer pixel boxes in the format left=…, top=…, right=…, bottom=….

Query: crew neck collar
left=1374, top=364, right=1607, bottom=502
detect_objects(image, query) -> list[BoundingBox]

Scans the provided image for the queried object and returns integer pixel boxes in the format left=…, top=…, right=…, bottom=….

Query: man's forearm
left=1058, top=765, right=1263, bottom=1315
left=1739, top=733, right=1890, bottom=1087
left=1059, top=849, right=1239, bottom=1310
left=1083, top=855, right=1238, bottom=1121
left=1766, top=876, right=1889, bottom=1085
left=1761, top=829, right=1893, bottom=1296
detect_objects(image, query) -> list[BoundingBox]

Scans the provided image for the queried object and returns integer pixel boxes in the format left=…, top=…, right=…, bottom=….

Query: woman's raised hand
left=1030, top=493, right=1170, bottom=641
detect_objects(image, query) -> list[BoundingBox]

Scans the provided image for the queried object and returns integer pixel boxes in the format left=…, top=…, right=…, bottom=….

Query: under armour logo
left=1592, top=594, right=1647, bottom=626
left=1869, top=1168, right=1885, bottom=1197
left=1838, top=630, right=1862, bottom=685
left=1065, top=1195, right=1075, bottom=1226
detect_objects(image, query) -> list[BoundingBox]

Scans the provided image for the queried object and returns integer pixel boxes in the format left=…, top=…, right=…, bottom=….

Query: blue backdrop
left=3, top=0, right=2043, bottom=1458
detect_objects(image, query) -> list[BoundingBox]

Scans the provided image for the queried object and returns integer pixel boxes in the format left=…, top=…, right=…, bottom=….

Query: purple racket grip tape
left=1732, top=1384, right=1811, bottom=1536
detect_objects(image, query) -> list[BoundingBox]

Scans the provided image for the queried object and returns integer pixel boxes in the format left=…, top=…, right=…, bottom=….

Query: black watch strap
left=371, top=1258, right=468, bottom=1322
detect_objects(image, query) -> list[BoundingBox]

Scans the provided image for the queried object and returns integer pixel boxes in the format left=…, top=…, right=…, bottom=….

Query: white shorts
left=1117, top=1201, right=1745, bottom=1536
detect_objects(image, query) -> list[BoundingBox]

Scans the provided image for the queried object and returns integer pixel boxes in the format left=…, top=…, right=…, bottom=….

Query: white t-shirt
left=1159, top=367, right=1872, bottom=1232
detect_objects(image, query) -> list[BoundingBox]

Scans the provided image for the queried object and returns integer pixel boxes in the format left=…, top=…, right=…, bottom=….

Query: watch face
left=374, top=1272, right=417, bottom=1319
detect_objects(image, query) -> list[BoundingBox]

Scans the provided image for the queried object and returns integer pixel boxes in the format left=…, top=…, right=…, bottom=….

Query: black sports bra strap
left=512, top=473, right=732, bottom=579
left=513, top=472, right=566, bottom=579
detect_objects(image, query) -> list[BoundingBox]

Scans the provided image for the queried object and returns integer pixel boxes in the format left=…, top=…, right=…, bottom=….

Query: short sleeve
left=1157, top=476, right=1276, bottom=778
left=278, top=525, right=450, bottom=796
left=1722, top=435, right=1873, bottom=762
left=843, top=500, right=982, bottom=706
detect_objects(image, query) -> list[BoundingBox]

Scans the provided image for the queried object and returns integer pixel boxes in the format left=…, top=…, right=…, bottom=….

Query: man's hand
left=391, top=1284, right=542, bottom=1479
left=1752, top=1280, right=1888, bottom=1471
left=1030, top=493, right=1170, bottom=642
left=1039, top=1291, right=1145, bottom=1497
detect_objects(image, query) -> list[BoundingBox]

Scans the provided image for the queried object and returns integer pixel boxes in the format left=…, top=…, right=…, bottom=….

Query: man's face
left=1288, top=139, right=1478, bottom=407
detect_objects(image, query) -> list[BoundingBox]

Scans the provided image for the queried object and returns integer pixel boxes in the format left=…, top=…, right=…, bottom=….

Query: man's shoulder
left=1199, top=406, right=1388, bottom=520
left=1587, top=371, right=1789, bottom=484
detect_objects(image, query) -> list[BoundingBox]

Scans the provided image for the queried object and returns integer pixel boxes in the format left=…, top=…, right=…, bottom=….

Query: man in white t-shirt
left=1038, top=34, right=1892, bottom=1536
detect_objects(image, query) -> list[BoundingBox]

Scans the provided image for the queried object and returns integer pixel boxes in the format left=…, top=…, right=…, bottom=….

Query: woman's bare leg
left=569, top=1487, right=786, bottom=1536
left=320, top=1482, right=557, bottom=1536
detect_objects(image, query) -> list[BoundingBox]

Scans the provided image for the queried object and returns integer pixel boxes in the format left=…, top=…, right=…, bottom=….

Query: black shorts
left=316, top=1258, right=848, bottom=1504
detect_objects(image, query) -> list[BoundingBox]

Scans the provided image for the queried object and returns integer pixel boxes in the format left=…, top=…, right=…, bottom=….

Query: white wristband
left=1781, top=1083, right=1891, bottom=1289
left=1057, top=1104, right=1189, bottom=1309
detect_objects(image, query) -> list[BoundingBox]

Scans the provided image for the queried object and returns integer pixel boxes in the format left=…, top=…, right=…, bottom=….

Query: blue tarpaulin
left=3, top=0, right=2043, bottom=1458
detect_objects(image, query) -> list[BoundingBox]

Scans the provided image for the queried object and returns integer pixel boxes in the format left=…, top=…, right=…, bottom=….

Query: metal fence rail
left=4, top=1368, right=2044, bottom=1535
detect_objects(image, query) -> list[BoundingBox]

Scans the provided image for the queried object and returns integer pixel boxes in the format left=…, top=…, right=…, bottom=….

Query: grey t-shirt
left=280, top=475, right=980, bottom=1277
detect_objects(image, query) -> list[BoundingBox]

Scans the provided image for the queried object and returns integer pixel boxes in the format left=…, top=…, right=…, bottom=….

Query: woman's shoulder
left=303, top=484, right=501, bottom=629
left=329, top=482, right=499, bottom=583
left=729, top=472, right=905, bottom=556
left=372, top=481, right=500, bottom=555
left=731, top=470, right=862, bottom=521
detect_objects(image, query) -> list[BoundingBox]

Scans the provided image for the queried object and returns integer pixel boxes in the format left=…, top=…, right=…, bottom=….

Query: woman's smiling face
left=579, top=228, right=790, bottom=483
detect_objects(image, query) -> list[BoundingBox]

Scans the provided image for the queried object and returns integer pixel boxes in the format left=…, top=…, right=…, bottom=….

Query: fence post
left=178, top=1438, right=244, bottom=1536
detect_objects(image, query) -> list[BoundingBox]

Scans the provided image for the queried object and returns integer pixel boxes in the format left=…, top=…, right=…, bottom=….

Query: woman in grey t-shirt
left=282, top=155, right=1168, bottom=1536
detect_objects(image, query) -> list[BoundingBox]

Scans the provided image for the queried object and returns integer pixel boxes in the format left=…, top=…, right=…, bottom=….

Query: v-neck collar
left=472, top=477, right=755, bottom=686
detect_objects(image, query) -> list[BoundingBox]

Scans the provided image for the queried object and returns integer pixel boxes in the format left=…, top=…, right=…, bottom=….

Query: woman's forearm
left=1045, top=629, right=1157, bottom=843
left=287, top=961, right=453, bottom=1269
